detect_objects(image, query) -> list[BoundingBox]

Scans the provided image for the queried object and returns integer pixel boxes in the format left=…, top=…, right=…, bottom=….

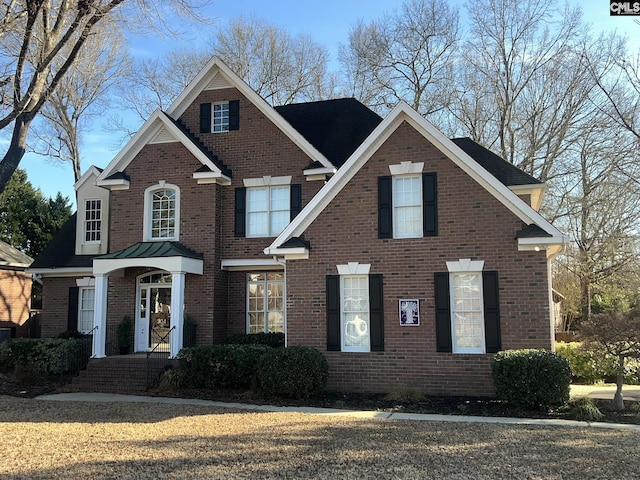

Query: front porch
left=90, top=241, right=204, bottom=359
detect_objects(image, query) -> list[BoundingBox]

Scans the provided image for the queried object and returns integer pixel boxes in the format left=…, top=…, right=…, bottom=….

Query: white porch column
left=169, top=271, right=185, bottom=358
left=92, top=274, right=108, bottom=358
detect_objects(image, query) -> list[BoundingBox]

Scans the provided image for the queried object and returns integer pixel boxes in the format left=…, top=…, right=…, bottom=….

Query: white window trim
left=243, top=176, right=292, bottom=188
left=246, top=272, right=285, bottom=334
left=337, top=263, right=372, bottom=353
left=78, top=286, right=95, bottom=334
left=83, top=198, right=102, bottom=245
left=392, top=174, right=423, bottom=239
left=447, top=259, right=486, bottom=354
left=245, top=179, right=291, bottom=238
left=143, top=181, right=180, bottom=241
left=388, top=161, right=424, bottom=239
left=212, top=101, right=230, bottom=133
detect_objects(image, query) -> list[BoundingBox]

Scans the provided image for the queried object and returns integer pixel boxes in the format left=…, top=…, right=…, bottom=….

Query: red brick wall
left=284, top=123, right=552, bottom=396
left=41, top=277, right=77, bottom=337
left=0, top=270, right=32, bottom=325
left=106, top=87, right=323, bottom=344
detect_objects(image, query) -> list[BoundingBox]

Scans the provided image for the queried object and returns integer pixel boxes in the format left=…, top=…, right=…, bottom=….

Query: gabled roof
left=28, top=214, right=95, bottom=272
left=96, top=110, right=231, bottom=187
left=266, top=102, right=567, bottom=258
left=74, top=166, right=103, bottom=192
left=0, top=240, right=33, bottom=270
left=275, top=98, right=383, bottom=168
left=166, top=56, right=334, bottom=170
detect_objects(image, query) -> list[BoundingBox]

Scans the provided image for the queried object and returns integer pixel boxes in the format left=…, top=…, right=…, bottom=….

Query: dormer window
left=144, top=182, right=180, bottom=241
left=84, top=199, right=102, bottom=243
left=200, top=100, right=240, bottom=133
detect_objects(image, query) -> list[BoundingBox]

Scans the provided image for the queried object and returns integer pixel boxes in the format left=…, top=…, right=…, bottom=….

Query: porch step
left=66, top=356, right=174, bottom=393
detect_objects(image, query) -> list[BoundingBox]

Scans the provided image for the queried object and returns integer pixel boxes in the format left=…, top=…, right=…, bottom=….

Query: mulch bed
left=2, top=372, right=639, bottom=425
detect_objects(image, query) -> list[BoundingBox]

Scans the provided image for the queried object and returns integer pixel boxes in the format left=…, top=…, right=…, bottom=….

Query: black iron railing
left=146, top=325, right=174, bottom=390
left=58, top=327, right=96, bottom=385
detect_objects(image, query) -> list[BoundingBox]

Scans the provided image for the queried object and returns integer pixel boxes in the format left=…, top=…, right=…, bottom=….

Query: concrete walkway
left=35, top=391, right=640, bottom=431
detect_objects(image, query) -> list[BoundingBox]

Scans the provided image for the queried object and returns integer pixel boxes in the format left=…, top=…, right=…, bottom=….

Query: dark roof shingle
left=275, top=98, right=383, bottom=168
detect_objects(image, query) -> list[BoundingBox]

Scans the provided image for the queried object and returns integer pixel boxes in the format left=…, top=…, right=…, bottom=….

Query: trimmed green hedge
left=256, top=346, right=328, bottom=399
left=492, top=349, right=571, bottom=409
left=0, top=337, right=91, bottom=376
left=225, top=332, right=285, bottom=348
left=173, top=344, right=271, bottom=389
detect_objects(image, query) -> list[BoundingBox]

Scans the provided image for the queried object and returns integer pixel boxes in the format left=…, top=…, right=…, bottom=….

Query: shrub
left=492, top=349, right=571, bottom=409
left=0, top=338, right=91, bottom=377
left=567, top=397, right=604, bottom=422
left=257, top=346, right=328, bottom=399
left=225, top=332, right=285, bottom=348
left=175, top=344, right=270, bottom=389
left=556, top=341, right=640, bottom=385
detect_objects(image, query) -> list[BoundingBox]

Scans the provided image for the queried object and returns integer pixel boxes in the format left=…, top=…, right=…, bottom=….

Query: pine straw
left=1, top=395, right=639, bottom=479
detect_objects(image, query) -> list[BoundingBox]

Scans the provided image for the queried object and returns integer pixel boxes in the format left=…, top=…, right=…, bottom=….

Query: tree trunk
left=580, top=274, right=591, bottom=324
left=0, top=113, right=33, bottom=194
left=613, top=355, right=626, bottom=411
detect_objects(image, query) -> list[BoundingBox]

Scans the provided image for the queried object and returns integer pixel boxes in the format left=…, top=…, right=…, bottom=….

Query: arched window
left=144, top=182, right=180, bottom=241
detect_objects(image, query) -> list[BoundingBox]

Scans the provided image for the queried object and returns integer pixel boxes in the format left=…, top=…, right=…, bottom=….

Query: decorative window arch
left=143, top=181, right=180, bottom=241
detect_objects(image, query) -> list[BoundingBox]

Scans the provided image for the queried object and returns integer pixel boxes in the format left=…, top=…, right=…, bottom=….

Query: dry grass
left=1, top=395, right=640, bottom=479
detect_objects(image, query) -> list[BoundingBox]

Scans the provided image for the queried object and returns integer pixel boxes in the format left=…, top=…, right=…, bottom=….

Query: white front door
left=136, top=272, right=172, bottom=352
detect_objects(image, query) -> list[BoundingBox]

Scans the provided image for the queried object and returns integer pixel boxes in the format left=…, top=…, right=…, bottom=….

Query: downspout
left=273, top=256, right=287, bottom=347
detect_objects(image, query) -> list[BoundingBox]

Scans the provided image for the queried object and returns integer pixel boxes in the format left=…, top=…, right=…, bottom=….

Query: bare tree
left=339, top=0, right=459, bottom=117
left=29, top=23, right=129, bottom=184
left=110, top=48, right=210, bottom=133
left=450, top=0, right=590, bottom=182
left=0, top=0, right=211, bottom=194
left=548, top=118, right=640, bottom=323
left=586, top=32, right=640, bottom=142
left=211, top=15, right=334, bottom=106
left=580, top=312, right=640, bottom=410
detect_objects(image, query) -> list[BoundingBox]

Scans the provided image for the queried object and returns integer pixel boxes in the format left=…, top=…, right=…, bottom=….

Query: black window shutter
left=378, top=176, right=392, bottom=238
left=199, top=103, right=211, bottom=133
left=423, top=172, right=438, bottom=236
left=369, top=274, right=384, bottom=352
left=229, top=100, right=240, bottom=130
left=234, top=187, right=246, bottom=237
left=67, top=287, right=79, bottom=332
left=434, top=272, right=452, bottom=352
left=482, top=271, right=501, bottom=353
left=290, top=184, right=302, bottom=220
left=326, top=275, right=341, bottom=351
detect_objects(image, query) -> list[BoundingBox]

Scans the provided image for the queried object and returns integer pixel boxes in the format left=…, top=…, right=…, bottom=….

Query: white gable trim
left=266, top=101, right=567, bottom=256
left=74, top=166, right=102, bottom=192
left=97, top=111, right=224, bottom=186
left=166, top=56, right=333, bottom=170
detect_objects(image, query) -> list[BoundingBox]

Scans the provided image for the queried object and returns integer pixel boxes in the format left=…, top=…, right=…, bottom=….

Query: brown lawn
left=1, top=395, right=639, bottom=479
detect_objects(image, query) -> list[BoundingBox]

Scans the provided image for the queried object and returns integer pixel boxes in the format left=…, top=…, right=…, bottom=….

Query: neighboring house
left=0, top=240, right=33, bottom=334
left=29, top=57, right=566, bottom=396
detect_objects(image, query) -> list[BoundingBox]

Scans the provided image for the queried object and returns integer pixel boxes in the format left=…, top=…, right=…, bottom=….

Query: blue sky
left=16, top=0, right=640, bottom=207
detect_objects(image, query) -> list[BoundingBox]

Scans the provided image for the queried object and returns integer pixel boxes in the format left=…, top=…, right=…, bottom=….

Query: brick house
left=0, top=240, right=33, bottom=336
left=29, top=57, right=566, bottom=395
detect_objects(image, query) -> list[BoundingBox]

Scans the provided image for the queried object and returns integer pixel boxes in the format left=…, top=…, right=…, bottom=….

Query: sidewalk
left=35, top=391, right=640, bottom=431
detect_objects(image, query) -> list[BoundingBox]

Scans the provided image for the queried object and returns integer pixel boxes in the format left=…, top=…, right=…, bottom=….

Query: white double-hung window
left=245, top=176, right=291, bottom=237
left=447, top=260, right=485, bottom=354
left=393, top=175, right=422, bottom=238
